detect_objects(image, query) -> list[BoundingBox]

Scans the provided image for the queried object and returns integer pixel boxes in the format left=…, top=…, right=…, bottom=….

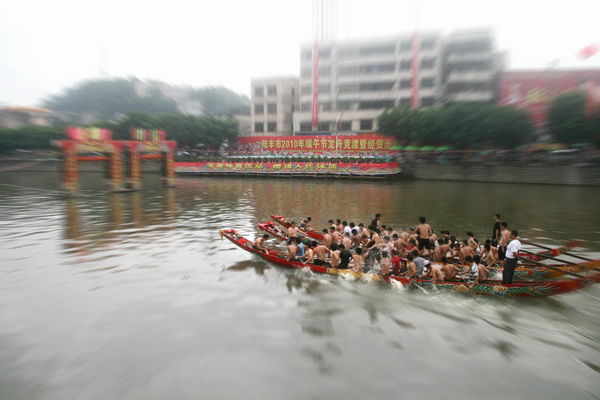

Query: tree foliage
left=193, top=86, right=250, bottom=115
left=378, top=104, right=533, bottom=149
left=110, top=112, right=239, bottom=149
left=0, top=126, right=64, bottom=152
left=547, top=91, right=598, bottom=144
left=42, top=78, right=179, bottom=121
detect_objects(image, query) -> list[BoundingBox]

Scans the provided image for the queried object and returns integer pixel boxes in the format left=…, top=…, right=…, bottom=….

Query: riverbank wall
left=400, top=163, right=600, bottom=186
left=2, top=160, right=600, bottom=186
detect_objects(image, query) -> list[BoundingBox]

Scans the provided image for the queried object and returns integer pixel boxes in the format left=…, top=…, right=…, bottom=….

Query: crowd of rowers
left=253, top=213, right=523, bottom=285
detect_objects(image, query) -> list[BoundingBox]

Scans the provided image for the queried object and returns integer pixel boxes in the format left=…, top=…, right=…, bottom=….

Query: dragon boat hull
left=220, top=229, right=600, bottom=298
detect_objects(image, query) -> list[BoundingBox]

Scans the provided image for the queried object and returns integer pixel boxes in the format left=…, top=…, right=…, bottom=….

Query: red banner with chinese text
left=175, top=161, right=400, bottom=176
left=237, top=135, right=396, bottom=153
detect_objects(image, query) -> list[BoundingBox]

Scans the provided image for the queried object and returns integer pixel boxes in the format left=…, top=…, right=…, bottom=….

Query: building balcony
left=446, top=52, right=492, bottom=63
left=445, top=90, right=494, bottom=102
left=446, top=70, right=494, bottom=82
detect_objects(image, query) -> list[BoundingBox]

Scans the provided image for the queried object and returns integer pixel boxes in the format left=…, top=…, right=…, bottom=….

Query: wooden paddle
left=520, top=249, right=579, bottom=266
left=521, top=240, right=593, bottom=262
left=516, top=256, right=595, bottom=281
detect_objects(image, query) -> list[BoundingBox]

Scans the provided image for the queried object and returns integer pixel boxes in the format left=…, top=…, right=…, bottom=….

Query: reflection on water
left=1, top=173, right=600, bottom=399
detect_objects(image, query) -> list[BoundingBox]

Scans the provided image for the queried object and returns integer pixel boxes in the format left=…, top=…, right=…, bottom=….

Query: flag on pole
left=577, top=44, right=599, bottom=60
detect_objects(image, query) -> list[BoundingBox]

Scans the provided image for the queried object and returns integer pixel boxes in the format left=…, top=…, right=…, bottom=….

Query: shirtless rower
left=352, top=247, right=364, bottom=272
left=359, top=223, right=369, bottom=237
left=322, top=229, right=332, bottom=248
left=402, top=254, right=417, bottom=278
left=312, top=241, right=329, bottom=266
left=481, top=243, right=498, bottom=267
left=368, top=225, right=382, bottom=246
left=467, top=232, right=478, bottom=251
left=423, top=260, right=443, bottom=284
left=474, top=255, right=489, bottom=281
left=400, top=229, right=410, bottom=243
left=458, top=239, right=474, bottom=263
left=416, top=216, right=433, bottom=253
left=342, top=232, right=352, bottom=250
left=253, top=234, right=270, bottom=253
left=287, top=239, right=297, bottom=260
left=351, top=229, right=361, bottom=247
left=288, top=222, right=300, bottom=239
left=330, top=226, right=342, bottom=245
left=498, top=222, right=511, bottom=267
left=303, top=242, right=315, bottom=264
left=335, top=219, right=344, bottom=233
left=330, top=243, right=341, bottom=268
left=439, top=256, right=458, bottom=280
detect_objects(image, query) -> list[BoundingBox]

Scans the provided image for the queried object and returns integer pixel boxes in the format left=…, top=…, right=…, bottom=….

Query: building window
left=300, top=122, right=312, bottom=131
left=336, top=101, right=354, bottom=111
left=291, top=87, right=295, bottom=97
left=320, top=102, right=331, bottom=111
left=420, top=78, right=435, bottom=88
left=360, top=63, right=396, bottom=74
left=421, top=39, right=436, bottom=50
left=319, top=67, right=331, bottom=76
left=267, top=85, right=277, bottom=95
left=338, top=66, right=359, bottom=75
left=421, top=58, right=435, bottom=69
left=267, top=122, right=276, bottom=132
left=421, top=97, right=435, bottom=106
left=400, top=39, right=412, bottom=51
left=254, top=104, right=264, bottom=113
left=300, top=102, right=311, bottom=112
left=267, top=103, right=277, bottom=113
left=360, top=119, right=373, bottom=130
left=301, top=68, right=312, bottom=78
left=360, top=81, right=395, bottom=91
left=400, top=60, right=412, bottom=70
left=399, top=98, right=411, bottom=106
left=359, top=44, right=395, bottom=56
left=338, top=120, right=352, bottom=130
left=255, top=123, right=264, bottom=133
left=318, top=122, right=331, bottom=131
left=338, top=84, right=358, bottom=93
left=318, top=84, right=331, bottom=93
left=318, top=49, right=331, bottom=59
left=301, top=50, right=312, bottom=62
left=359, top=100, right=394, bottom=110
left=301, top=85, right=312, bottom=94
left=399, top=79, right=411, bottom=89
left=254, top=86, right=264, bottom=97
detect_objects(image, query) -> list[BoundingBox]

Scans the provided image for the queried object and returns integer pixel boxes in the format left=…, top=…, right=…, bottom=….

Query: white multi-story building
left=442, top=28, right=499, bottom=104
left=250, top=76, right=299, bottom=135
left=293, top=28, right=499, bottom=133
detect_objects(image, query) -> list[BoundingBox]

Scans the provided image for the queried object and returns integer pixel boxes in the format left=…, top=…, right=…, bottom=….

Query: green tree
left=194, top=86, right=250, bottom=115
left=109, top=112, right=239, bottom=149
left=42, top=78, right=179, bottom=121
left=547, top=91, right=593, bottom=144
left=378, top=104, right=532, bottom=149
left=0, top=126, right=64, bottom=152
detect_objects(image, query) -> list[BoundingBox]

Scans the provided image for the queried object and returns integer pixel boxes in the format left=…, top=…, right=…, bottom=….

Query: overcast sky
left=1, top=0, right=599, bottom=106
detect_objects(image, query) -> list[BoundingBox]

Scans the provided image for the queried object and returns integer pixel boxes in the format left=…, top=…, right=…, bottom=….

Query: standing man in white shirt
left=502, top=230, right=521, bottom=284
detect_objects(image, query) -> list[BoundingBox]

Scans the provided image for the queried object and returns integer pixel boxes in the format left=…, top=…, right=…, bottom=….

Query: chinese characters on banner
left=174, top=162, right=401, bottom=176
left=237, top=135, right=396, bottom=153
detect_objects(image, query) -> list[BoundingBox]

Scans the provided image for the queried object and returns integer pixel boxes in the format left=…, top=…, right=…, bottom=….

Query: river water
left=1, top=172, right=600, bottom=399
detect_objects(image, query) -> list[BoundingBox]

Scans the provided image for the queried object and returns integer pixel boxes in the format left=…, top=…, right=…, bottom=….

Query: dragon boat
left=220, top=229, right=600, bottom=298
left=270, top=214, right=324, bottom=240
left=257, top=221, right=598, bottom=280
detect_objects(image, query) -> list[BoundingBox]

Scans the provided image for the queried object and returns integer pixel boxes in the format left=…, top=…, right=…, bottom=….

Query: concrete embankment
left=400, top=163, right=600, bottom=186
